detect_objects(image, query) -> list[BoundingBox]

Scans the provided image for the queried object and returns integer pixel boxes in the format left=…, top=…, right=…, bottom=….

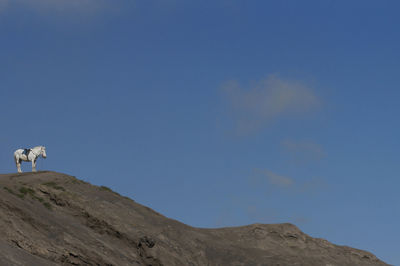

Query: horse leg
left=16, top=158, right=22, bottom=173
left=32, top=159, right=37, bottom=172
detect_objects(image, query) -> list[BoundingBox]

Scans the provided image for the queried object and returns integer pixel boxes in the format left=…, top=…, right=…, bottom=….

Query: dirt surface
left=0, top=171, right=389, bottom=266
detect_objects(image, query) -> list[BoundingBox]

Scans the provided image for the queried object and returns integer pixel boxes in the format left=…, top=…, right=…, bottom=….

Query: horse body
left=14, top=146, right=47, bottom=173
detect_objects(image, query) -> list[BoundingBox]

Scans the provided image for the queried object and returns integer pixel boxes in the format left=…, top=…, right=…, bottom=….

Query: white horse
left=14, top=146, right=47, bottom=173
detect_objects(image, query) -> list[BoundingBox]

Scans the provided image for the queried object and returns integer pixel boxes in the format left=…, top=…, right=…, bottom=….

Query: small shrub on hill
left=43, top=182, right=65, bottom=191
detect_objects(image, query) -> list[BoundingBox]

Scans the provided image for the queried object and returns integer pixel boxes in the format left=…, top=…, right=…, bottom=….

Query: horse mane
left=33, top=146, right=44, bottom=149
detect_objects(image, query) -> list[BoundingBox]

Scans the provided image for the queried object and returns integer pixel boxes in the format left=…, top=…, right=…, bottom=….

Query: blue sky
left=1, top=0, right=399, bottom=264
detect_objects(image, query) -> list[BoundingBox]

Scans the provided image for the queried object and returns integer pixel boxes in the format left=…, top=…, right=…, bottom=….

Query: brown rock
left=0, top=171, right=389, bottom=266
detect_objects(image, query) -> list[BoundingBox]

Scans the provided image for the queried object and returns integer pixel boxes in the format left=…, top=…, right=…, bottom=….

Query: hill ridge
left=0, top=171, right=389, bottom=265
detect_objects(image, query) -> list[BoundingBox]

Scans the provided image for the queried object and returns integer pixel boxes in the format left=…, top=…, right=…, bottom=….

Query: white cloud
left=264, top=170, right=294, bottom=187
left=251, top=168, right=294, bottom=188
left=4, top=0, right=108, bottom=14
left=281, top=139, right=326, bottom=162
left=0, top=0, right=8, bottom=12
left=249, top=168, right=327, bottom=195
left=221, top=75, right=320, bottom=134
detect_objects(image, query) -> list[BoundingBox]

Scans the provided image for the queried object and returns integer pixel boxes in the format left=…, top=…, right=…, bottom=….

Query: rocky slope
left=0, top=171, right=389, bottom=266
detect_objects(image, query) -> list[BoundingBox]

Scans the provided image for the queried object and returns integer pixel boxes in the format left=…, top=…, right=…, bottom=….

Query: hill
left=0, top=171, right=389, bottom=265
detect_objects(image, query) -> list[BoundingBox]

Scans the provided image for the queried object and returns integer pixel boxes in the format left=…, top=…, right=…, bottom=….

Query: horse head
left=41, top=146, right=47, bottom=158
